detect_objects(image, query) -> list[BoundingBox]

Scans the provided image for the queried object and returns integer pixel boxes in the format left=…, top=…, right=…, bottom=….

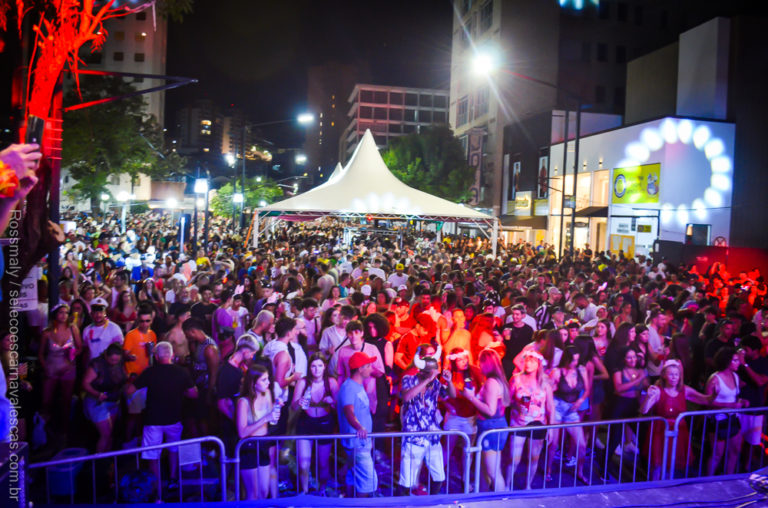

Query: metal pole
left=569, top=100, right=582, bottom=258
left=558, top=109, right=569, bottom=259
left=203, top=184, right=210, bottom=251
left=193, top=169, right=199, bottom=249
left=241, top=124, right=247, bottom=230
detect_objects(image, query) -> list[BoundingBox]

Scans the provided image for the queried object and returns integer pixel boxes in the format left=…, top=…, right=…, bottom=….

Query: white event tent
left=250, top=129, right=499, bottom=253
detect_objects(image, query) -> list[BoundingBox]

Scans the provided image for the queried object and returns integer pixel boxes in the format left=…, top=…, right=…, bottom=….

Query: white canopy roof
left=257, top=129, right=492, bottom=223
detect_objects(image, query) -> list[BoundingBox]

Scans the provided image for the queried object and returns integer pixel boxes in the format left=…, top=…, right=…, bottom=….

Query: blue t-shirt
left=337, top=378, right=372, bottom=449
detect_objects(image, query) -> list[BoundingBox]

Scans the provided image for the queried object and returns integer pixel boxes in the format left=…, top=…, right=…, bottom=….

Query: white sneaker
left=565, top=456, right=577, bottom=467
left=595, top=437, right=606, bottom=450
left=614, top=445, right=622, bottom=456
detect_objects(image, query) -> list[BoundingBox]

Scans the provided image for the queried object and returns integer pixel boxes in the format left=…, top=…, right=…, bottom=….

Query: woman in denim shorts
left=462, top=349, right=510, bottom=492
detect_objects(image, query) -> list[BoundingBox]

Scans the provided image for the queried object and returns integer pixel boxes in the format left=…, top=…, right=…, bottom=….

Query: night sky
left=165, top=0, right=455, bottom=145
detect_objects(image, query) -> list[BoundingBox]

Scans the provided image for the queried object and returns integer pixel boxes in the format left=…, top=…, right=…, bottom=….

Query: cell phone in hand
left=26, top=115, right=44, bottom=145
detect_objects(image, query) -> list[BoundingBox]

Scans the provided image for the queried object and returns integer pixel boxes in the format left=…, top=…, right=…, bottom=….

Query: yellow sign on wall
left=609, top=234, right=635, bottom=259
left=611, top=163, right=660, bottom=204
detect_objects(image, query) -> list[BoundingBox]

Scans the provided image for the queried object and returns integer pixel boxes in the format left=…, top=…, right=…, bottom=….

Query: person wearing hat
left=82, top=297, right=124, bottom=362
left=216, top=334, right=260, bottom=455
left=337, top=351, right=378, bottom=497
left=387, top=263, right=408, bottom=288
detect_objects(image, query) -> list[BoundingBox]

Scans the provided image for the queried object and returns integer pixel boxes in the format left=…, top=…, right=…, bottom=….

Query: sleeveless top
left=619, top=369, right=643, bottom=398
left=192, top=337, right=216, bottom=387
left=714, top=371, right=739, bottom=404
left=555, top=368, right=584, bottom=403
left=90, top=356, right=126, bottom=401
left=478, top=378, right=506, bottom=420
left=511, top=375, right=547, bottom=425
left=654, top=387, right=687, bottom=421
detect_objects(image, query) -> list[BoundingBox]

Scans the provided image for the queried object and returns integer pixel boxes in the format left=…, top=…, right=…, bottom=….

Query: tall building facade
left=80, top=10, right=168, bottom=124
left=304, top=63, right=366, bottom=179
left=449, top=0, right=684, bottom=217
left=340, top=84, right=450, bottom=163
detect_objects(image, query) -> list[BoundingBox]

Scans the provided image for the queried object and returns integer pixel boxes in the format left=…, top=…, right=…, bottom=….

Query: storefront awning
left=575, top=206, right=608, bottom=218
left=500, top=215, right=548, bottom=229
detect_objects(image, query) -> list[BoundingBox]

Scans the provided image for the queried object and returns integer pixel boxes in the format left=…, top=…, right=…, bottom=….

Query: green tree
left=382, top=125, right=475, bottom=202
left=62, top=75, right=187, bottom=207
left=210, top=177, right=283, bottom=217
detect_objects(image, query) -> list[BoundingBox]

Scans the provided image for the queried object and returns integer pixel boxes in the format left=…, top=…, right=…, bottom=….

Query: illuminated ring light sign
left=615, top=118, right=732, bottom=228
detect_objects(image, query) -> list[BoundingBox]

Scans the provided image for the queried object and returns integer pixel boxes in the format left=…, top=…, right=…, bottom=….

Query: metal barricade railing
left=233, top=430, right=472, bottom=500
left=669, top=406, right=768, bottom=480
left=473, top=417, right=669, bottom=494
left=27, top=436, right=227, bottom=504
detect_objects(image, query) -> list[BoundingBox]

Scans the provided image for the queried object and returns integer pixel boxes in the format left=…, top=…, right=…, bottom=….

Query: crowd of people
left=3, top=207, right=768, bottom=499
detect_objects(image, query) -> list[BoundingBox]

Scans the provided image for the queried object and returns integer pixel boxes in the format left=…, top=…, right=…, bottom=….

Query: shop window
left=457, top=96, right=469, bottom=126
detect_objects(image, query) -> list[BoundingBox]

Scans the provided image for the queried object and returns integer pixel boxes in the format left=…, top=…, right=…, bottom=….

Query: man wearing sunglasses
left=123, top=306, right=157, bottom=446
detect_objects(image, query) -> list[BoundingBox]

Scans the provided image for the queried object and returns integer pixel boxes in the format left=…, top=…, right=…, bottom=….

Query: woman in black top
left=81, top=344, right=127, bottom=453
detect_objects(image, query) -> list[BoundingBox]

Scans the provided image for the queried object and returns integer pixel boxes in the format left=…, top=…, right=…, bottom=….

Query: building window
left=660, top=10, right=668, bottom=29
left=479, top=1, right=493, bottom=32
left=597, top=43, right=607, bottom=62
left=359, top=106, right=373, bottom=119
left=373, top=108, right=387, bottom=120
left=595, top=85, right=606, bottom=103
left=135, top=32, right=147, bottom=42
left=614, top=87, right=625, bottom=109
left=475, top=85, right=489, bottom=118
left=84, top=52, right=102, bottom=64
left=616, top=45, right=626, bottom=64
left=461, top=0, right=472, bottom=16
left=457, top=96, right=469, bottom=126
left=390, top=108, right=403, bottom=121
left=434, top=111, right=447, bottom=123
left=109, top=174, right=120, bottom=185
left=374, top=91, right=388, bottom=104
left=617, top=2, right=628, bottom=22
left=419, top=94, right=433, bottom=107
left=598, top=3, right=610, bottom=19
left=404, top=109, right=416, bottom=122
left=360, top=90, right=374, bottom=103
left=134, top=53, right=145, bottom=62
left=113, top=51, right=124, bottom=61
left=389, top=124, right=402, bottom=134
left=115, top=31, right=125, bottom=41
left=581, top=41, right=591, bottom=62
left=405, top=93, right=418, bottom=106
left=419, top=110, right=432, bottom=123
left=134, top=77, right=144, bottom=83
left=434, top=95, right=447, bottom=108
left=390, top=92, right=404, bottom=104
left=63, top=175, right=69, bottom=184
left=403, top=124, right=416, bottom=134
left=136, top=11, right=146, bottom=21
left=634, top=6, right=643, bottom=25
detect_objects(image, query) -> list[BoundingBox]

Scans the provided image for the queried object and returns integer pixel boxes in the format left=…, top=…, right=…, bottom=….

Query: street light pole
left=558, top=109, right=569, bottom=260
left=241, top=124, right=247, bottom=230
left=569, top=100, right=582, bottom=258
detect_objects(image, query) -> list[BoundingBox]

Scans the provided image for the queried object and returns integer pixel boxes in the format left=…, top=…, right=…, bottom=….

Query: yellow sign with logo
left=611, top=163, right=660, bottom=204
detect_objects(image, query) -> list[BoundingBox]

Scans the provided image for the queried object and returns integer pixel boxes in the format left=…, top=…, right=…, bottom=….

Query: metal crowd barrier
left=233, top=430, right=472, bottom=500
left=27, top=436, right=227, bottom=504
left=473, top=416, right=669, bottom=493
left=668, top=406, right=768, bottom=480
left=25, top=407, right=768, bottom=503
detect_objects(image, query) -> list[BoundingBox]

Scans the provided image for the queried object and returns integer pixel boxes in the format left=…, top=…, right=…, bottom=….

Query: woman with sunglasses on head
left=508, top=349, right=554, bottom=490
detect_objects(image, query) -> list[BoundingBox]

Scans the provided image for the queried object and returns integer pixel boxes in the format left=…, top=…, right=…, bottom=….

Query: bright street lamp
left=100, top=193, right=110, bottom=201
left=258, top=200, right=267, bottom=207
left=232, top=192, right=244, bottom=204
left=256, top=176, right=262, bottom=183
left=225, top=153, right=236, bottom=167
left=116, top=190, right=134, bottom=202
left=166, top=197, right=178, bottom=209
left=295, top=154, right=307, bottom=165
left=194, top=178, right=208, bottom=194
left=297, top=113, right=315, bottom=125
left=471, top=49, right=584, bottom=258
left=196, top=197, right=205, bottom=208
left=472, top=51, right=498, bottom=76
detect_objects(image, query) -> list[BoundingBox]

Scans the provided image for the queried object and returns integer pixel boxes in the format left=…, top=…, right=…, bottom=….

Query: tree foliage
left=62, top=75, right=187, bottom=204
left=381, top=125, right=474, bottom=203
left=210, top=177, right=283, bottom=217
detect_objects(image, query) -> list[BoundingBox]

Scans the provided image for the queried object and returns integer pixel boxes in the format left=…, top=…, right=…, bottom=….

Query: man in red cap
left=395, top=314, right=436, bottom=371
left=337, top=351, right=377, bottom=497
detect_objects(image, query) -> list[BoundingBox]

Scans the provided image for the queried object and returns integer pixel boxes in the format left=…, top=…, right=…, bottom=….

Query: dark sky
left=165, top=0, right=454, bottom=145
